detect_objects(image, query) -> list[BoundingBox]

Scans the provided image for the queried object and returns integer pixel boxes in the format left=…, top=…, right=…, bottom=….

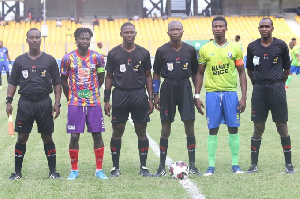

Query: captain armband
left=97, top=67, right=105, bottom=73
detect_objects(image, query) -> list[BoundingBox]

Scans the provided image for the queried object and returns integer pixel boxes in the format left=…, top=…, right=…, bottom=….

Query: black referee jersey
left=105, top=44, right=152, bottom=90
left=9, top=52, right=61, bottom=101
left=153, top=42, right=198, bottom=80
left=246, top=37, right=291, bottom=84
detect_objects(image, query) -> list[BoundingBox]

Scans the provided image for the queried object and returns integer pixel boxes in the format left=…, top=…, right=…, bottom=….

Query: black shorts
left=111, top=88, right=150, bottom=124
left=15, top=97, right=54, bottom=134
left=251, top=82, right=288, bottom=122
left=160, top=79, right=195, bottom=122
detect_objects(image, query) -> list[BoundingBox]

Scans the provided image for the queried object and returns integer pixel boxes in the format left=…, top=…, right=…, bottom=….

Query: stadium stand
left=1, top=16, right=299, bottom=59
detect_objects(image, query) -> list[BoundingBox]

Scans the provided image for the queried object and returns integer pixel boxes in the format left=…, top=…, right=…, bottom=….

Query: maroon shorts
left=66, top=105, right=105, bottom=133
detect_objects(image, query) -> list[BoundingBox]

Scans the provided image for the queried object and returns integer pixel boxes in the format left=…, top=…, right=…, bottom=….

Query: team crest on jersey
left=31, top=66, right=37, bottom=72
left=183, top=63, right=188, bottom=70
left=134, top=61, right=141, bottom=71
left=22, top=70, right=28, bottom=78
left=263, top=53, right=268, bottom=59
left=176, top=57, right=180, bottom=63
left=120, top=64, right=126, bottom=72
left=228, top=52, right=232, bottom=58
left=273, top=57, right=278, bottom=64
left=167, top=62, right=173, bottom=71
left=41, top=70, right=46, bottom=77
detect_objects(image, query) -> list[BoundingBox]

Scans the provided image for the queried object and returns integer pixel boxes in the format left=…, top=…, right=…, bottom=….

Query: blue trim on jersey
left=206, top=91, right=240, bottom=129
left=213, top=40, right=229, bottom=49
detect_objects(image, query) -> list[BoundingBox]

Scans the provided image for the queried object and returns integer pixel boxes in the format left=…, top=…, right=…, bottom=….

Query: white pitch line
left=128, top=114, right=205, bottom=199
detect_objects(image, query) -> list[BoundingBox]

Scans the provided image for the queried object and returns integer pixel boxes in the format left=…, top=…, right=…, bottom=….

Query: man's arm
left=145, top=70, right=153, bottom=114
left=52, top=83, right=61, bottom=119
left=194, top=64, right=206, bottom=115
left=97, top=72, right=105, bottom=88
left=61, top=75, right=69, bottom=101
left=236, top=64, right=247, bottom=113
left=283, top=68, right=291, bottom=83
left=104, top=72, right=113, bottom=117
left=7, top=52, right=12, bottom=64
left=6, top=84, right=17, bottom=116
left=153, top=72, right=161, bottom=111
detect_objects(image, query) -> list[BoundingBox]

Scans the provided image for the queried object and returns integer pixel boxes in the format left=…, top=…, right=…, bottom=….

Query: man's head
left=0, top=40, right=3, bottom=48
left=120, top=22, right=136, bottom=44
left=258, top=18, right=274, bottom=39
left=167, top=21, right=184, bottom=42
left=235, top=35, right=240, bottom=42
left=74, top=27, right=93, bottom=50
left=292, top=38, right=296, bottom=45
left=26, top=28, right=41, bottom=50
left=97, top=42, right=103, bottom=48
left=212, top=16, right=227, bottom=38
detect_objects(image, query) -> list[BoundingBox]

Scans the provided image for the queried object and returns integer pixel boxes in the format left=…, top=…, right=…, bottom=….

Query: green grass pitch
left=0, top=74, right=299, bottom=198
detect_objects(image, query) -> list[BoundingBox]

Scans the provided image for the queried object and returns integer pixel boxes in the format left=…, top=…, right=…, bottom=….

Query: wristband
left=6, top=97, right=14, bottom=104
left=104, top=89, right=111, bottom=102
left=55, top=102, right=61, bottom=107
left=6, top=97, right=13, bottom=104
left=194, top=94, right=200, bottom=99
left=153, top=79, right=160, bottom=93
left=149, top=96, right=154, bottom=100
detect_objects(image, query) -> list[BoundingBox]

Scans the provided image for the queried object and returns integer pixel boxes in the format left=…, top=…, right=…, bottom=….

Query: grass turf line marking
left=128, top=114, right=205, bottom=199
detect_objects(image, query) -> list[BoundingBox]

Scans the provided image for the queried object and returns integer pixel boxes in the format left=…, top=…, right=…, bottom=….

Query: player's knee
left=41, top=134, right=54, bottom=144
left=276, top=122, right=288, bottom=137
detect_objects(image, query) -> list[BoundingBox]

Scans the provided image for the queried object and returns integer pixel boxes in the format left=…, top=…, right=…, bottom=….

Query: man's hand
left=148, top=100, right=154, bottom=115
left=238, top=97, right=246, bottom=113
left=154, top=95, right=160, bottom=111
left=6, top=103, right=13, bottom=117
left=52, top=104, right=60, bottom=119
left=105, top=102, right=111, bottom=117
left=194, top=98, right=205, bottom=115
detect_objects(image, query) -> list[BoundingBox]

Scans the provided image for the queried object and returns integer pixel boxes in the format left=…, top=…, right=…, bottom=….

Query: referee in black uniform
left=152, top=21, right=201, bottom=177
left=246, top=18, right=295, bottom=174
left=6, top=28, right=62, bottom=180
left=104, top=22, right=153, bottom=177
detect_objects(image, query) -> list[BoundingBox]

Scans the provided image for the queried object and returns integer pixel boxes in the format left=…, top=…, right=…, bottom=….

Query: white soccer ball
left=169, top=161, right=189, bottom=180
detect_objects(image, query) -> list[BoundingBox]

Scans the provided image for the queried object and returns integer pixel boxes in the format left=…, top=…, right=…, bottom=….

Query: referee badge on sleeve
left=22, top=70, right=28, bottom=78
left=120, top=64, right=126, bottom=72
left=167, top=62, right=173, bottom=71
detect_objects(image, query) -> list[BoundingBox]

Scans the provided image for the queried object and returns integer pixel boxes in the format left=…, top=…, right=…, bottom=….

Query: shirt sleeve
left=60, top=54, right=70, bottom=75
left=144, top=51, right=152, bottom=71
left=191, top=47, right=198, bottom=75
left=105, top=51, right=114, bottom=73
left=198, top=46, right=206, bottom=65
left=153, top=48, right=162, bottom=74
left=50, top=57, right=62, bottom=86
left=282, top=42, right=291, bottom=70
left=8, top=59, right=20, bottom=86
left=246, top=44, right=254, bottom=70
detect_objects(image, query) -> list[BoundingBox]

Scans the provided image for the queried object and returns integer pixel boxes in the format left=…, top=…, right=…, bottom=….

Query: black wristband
left=104, top=89, right=111, bottom=102
left=6, top=97, right=13, bottom=104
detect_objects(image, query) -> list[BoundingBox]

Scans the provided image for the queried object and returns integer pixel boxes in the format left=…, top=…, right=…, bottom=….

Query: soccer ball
left=169, top=161, right=189, bottom=180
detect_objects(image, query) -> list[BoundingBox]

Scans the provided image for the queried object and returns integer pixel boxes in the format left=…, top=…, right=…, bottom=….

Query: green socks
left=207, top=135, right=218, bottom=167
left=285, top=75, right=292, bottom=86
left=229, top=133, right=240, bottom=166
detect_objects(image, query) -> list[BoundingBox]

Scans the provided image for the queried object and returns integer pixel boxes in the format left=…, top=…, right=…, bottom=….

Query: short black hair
left=212, top=16, right=227, bottom=27
left=235, top=35, right=240, bottom=40
left=26, top=28, right=41, bottom=39
left=74, top=27, right=93, bottom=39
left=260, top=17, right=273, bottom=26
left=120, top=22, right=135, bottom=32
left=292, top=38, right=296, bottom=41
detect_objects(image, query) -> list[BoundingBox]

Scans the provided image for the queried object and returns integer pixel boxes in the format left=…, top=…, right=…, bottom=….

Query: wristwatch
left=55, top=102, right=61, bottom=107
